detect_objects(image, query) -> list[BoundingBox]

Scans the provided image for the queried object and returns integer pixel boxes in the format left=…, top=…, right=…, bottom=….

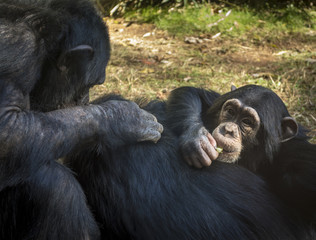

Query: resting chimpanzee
left=166, top=85, right=316, bottom=223
left=0, top=0, right=162, bottom=239
left=65, top=94, right=315, bottom=239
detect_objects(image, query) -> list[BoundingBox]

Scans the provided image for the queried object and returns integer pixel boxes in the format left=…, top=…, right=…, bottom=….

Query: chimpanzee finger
left=201, top=135, right=219, bottom=161
left=154, top=121, right=164, bottom=134
left=192, top=156, right=203, bottom=169
left=149, top=121, right=164, bottom=142
left=206, top=133, right=217, bottom=148
left=140, top=109, right=158, bottom=123
left=137, top=127, right=162, bottom=143
left=199, top=150, right=212, bottom=167
left=141, top=111, right=164, bottom=133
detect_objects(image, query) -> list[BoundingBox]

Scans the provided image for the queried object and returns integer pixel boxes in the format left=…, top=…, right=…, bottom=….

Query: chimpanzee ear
left=57, top=45, right=94, bottom=73
left=231, top=85, right=237, bottom=91
left=281, top=117, right=298, bottom=142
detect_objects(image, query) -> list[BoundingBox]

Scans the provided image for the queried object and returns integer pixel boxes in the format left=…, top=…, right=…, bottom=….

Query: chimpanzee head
left=29, top=0, right=111, bottom=111
left=203, top=85, right=298, bottom=171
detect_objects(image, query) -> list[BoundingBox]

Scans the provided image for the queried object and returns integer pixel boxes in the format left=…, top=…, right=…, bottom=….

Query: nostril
left=224, top=123, right=238, bottom=138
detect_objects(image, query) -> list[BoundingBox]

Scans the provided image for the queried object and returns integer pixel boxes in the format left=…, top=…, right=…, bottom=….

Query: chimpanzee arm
left=166, top=87, right=220, bottom=167
left=166, top=87, right=219, bottom=134
left=0, top=82, right=162, bottom=187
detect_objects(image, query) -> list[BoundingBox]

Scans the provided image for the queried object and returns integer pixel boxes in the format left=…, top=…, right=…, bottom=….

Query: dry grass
left=91, top=18, right=316, bottom=142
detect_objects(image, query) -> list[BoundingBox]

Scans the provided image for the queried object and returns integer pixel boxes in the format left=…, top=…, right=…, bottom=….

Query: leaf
left=225, top=10, right=232, bottom=17
left=143, top=32, right=151, bottom=38
left=212, top=32, right=221, bottom=39
left=140, top=68, right=155, bottom=74
left=183, top=76, right=191, bottom=82
left=274, top=51, right=288, bottom=56
left=185, top=37, right=203, bottom=44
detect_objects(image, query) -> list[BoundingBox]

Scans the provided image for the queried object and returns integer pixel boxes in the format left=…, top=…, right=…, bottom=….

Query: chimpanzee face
left=212, top=98, right=261, bottom=163
left=29, top=14, right=110, bottom=112
left=206, top=85, right=299, bottom=168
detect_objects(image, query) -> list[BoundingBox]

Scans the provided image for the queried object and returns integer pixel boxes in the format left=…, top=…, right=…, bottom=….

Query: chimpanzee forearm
left=0, top=83, right=88, bottom=160
left=166, top=87, right=220, bottom=136
left=166, top=87, right=220, bottom=167
left=1, top=104, right=162, bottom=161
left=0, top=106, right=96, bottom=160
left=0, top=84, right=163, bottom=172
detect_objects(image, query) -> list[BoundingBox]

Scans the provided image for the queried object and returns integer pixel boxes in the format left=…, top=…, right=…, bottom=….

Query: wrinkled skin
left=94, top=100, right=163, bottom=148
left=180, top=126, right=218, bottom=168
left=210, top=98, right=261, bottom=164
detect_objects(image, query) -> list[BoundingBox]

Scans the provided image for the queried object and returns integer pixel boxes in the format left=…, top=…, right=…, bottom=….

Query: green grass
left=97, top=5, right=316, bottom=142
left=124, top=4, right=315, bottom=38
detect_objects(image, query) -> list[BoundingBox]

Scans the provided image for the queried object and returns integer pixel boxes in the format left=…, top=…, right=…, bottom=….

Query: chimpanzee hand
left=96, top=100, right=163, bottom=147
left=180, top=126, right=218, bottom=168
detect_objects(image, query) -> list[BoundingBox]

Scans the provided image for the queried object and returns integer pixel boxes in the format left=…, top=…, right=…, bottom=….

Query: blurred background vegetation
left=91, top=0, right=316, bottom=142
left=94, top=0, right=314, bottom=16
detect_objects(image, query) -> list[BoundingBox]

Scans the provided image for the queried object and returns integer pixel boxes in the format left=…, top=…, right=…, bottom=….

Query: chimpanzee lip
left=213, top=135, right=241, bottom=154
left=215, top=142, right=239, bottom=154
left=222, top=149, right=235, bottom=153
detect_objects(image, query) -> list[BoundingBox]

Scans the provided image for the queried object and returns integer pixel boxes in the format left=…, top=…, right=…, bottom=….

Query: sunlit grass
left=94, top=5, right=316, bottom=142
left=124, top=4, right=315, bottom=38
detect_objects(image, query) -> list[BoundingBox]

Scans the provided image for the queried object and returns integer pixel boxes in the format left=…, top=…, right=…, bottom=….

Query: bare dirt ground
left=91, top=18, right=316, bottom=142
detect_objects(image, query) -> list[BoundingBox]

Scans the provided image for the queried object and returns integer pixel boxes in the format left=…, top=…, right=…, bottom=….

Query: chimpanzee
left=166, top=85, right=316, bottom=223
left=65, top=94, right=315, bottom=239
left=0, top=0, right=162, bottom=239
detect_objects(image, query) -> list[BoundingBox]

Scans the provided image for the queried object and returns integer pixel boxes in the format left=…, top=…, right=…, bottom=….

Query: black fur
left=0, top=1, right=163, bottom=238
left=0, top=0, right=110, bottom=239
left=66, top=96, right=314, bottom=239
left=166, top=85, right=316, bottom=224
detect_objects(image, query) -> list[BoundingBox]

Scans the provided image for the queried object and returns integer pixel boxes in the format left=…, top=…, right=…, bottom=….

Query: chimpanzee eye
left=242, top=118, right=252, bottom=126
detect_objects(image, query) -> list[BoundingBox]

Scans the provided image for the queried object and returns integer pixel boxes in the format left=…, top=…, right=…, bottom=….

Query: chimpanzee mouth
left=215, top=142, right=239, bottom=154
left=215, top=142, right=241, bottom=162
left=216, top=146, right=241, bottom=163
left=222, top=149, right=236, bottom=154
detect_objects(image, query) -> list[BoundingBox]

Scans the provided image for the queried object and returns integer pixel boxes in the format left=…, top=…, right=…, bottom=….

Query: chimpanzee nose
left=224, top=123, right=239, bottom=138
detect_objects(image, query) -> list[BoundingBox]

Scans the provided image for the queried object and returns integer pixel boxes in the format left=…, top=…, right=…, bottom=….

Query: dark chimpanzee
left=65, top=94, right=315, bottom=239
left=0, top=0, right=162, bottom=239
left=166, top=85, right=316, bottom=224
